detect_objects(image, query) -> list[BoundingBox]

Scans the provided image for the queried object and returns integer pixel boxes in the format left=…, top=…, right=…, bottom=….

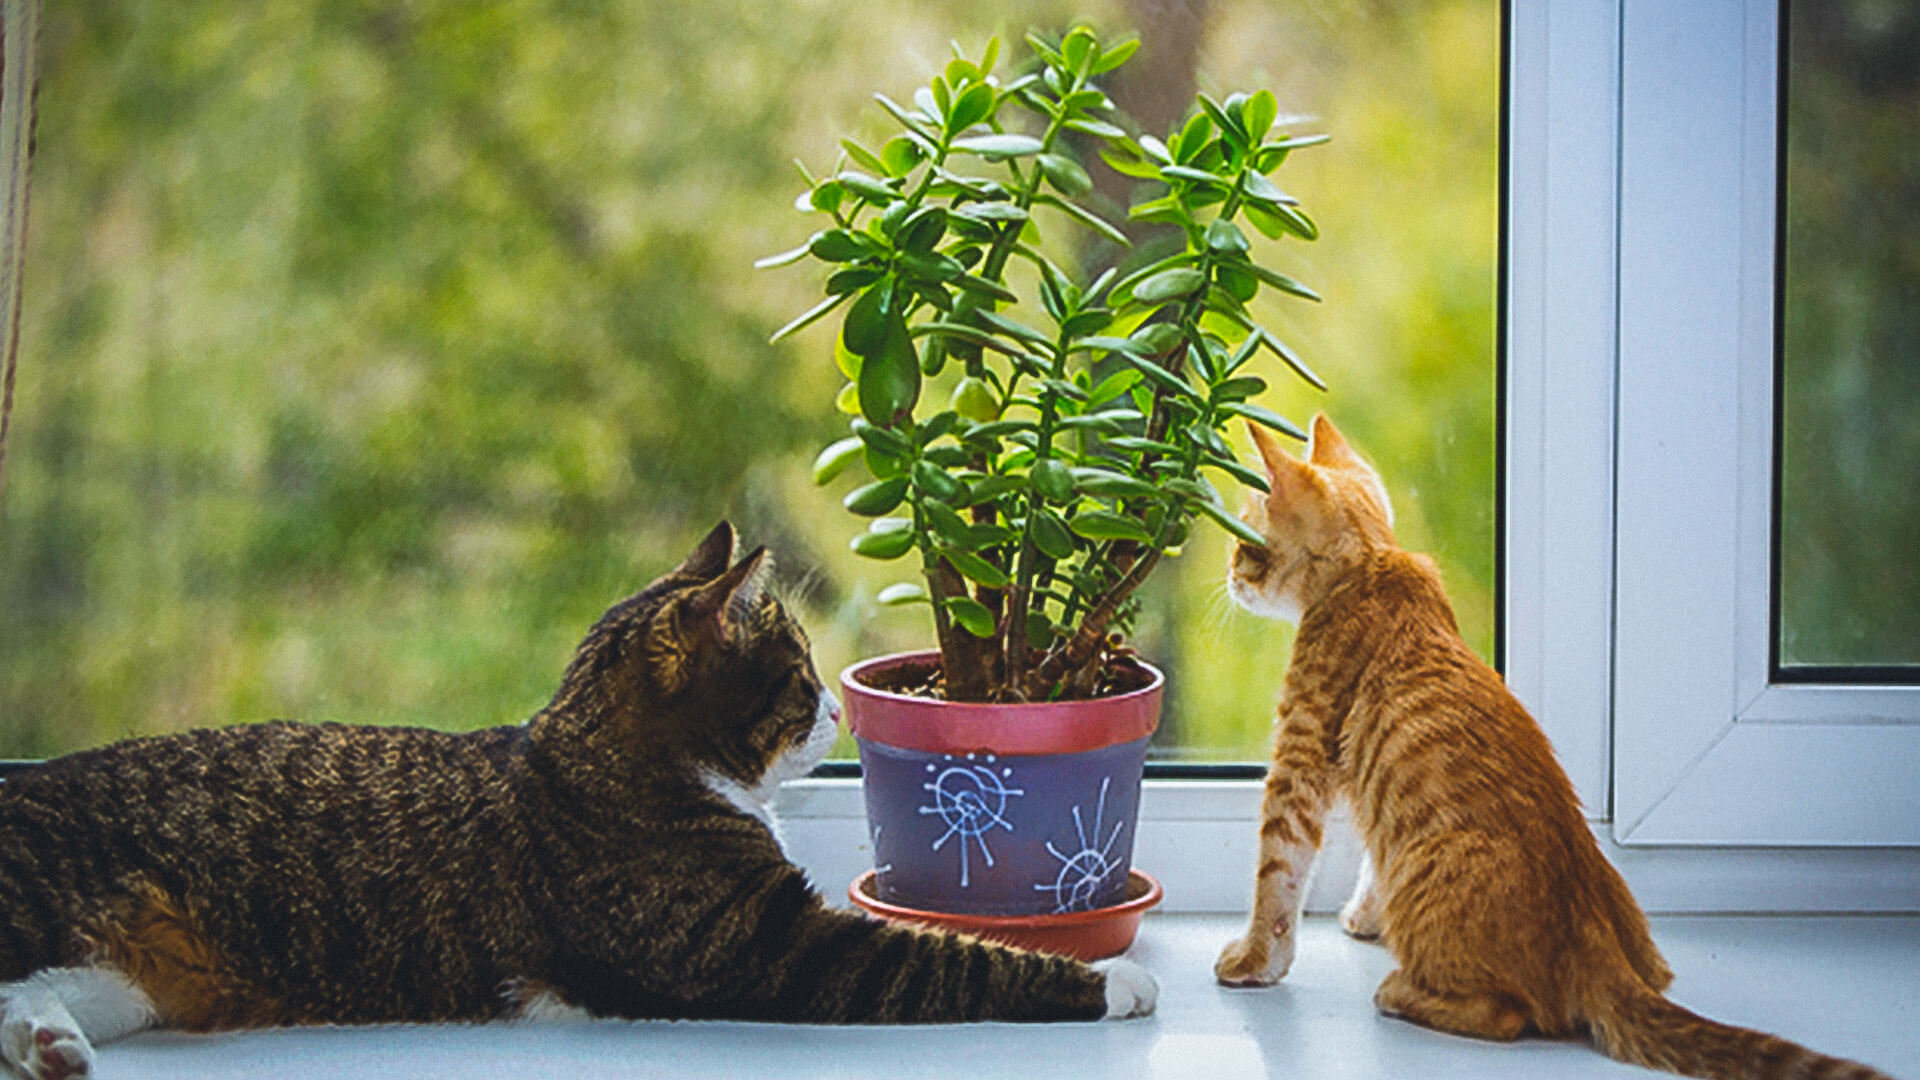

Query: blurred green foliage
left=1778, top=2, right=1920, bottom=669
left=0, top=0, right=1496, bottom=760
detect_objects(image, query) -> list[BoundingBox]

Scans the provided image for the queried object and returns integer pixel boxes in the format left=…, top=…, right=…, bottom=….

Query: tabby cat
left=0, top=522, right=1154, bottom=1080
left=1213, top=415, right=1891, bottom=1080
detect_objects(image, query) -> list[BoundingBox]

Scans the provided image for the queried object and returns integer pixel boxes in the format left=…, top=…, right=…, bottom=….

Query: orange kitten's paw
left=0, top=1014, right=93, bottom=1080
left=1214, top=931, right=1294, bottom=987
left=1339, top=891, right=1384, bottom=940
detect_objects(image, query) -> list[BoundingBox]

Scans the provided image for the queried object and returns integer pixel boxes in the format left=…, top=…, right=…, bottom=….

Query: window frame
left=786, top=0, right=1920, bottom=910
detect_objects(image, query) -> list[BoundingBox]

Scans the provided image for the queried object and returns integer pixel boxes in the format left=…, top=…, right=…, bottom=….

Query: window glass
left=1777, top=1, right=1920, bottom=675
left=0, top=1, right=1497, bottom=762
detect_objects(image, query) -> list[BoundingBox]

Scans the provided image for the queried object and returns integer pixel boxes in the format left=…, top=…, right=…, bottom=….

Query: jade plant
left=762, top=27, right=1328, bottom=703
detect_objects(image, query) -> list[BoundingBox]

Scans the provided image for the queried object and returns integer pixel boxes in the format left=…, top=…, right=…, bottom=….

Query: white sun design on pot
left=1035, top=776, right=1126, bottom=913
left=918, top=754, right=1023, bottom=887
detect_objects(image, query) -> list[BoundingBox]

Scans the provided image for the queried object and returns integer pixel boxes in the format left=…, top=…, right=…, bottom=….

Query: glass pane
left=0, top=1, right=1496, bottom=763
left=1777, top=1, right=1920, bottom=673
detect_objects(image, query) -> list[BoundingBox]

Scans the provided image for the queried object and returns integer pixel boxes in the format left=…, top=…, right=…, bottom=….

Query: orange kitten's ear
left=1307, top=414, right=1361, bottom=470
left=1248, top=421, right=1301, bottom=479
left=676, top=520, right=737, bottom=580
left=686, top=546, right=773, bottom=640
left=1306, top=414, right=1395, bottom=526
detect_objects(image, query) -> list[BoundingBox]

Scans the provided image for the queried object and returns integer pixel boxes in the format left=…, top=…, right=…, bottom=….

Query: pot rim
left=840, top=649, right=1163, bottom=755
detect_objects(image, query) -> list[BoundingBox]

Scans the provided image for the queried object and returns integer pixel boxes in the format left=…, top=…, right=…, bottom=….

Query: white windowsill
left=778, top=778, right=1920, bottom=915
left=95, top=913, right=1917, bottom=1079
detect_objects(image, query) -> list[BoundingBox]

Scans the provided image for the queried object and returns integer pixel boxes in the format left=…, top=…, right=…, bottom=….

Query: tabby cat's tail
left=1584, top=977, right=1895, bottom=1080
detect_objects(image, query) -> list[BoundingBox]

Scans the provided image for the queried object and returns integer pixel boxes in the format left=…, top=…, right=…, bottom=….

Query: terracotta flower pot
left=841, top=651, right=1163, bottom=917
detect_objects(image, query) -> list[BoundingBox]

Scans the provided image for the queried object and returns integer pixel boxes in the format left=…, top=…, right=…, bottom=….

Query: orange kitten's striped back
left=1213, top=413, right=1895, bottom=1080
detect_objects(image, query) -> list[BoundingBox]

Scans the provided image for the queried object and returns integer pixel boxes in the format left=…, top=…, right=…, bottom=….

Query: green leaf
left=878, top=583, right=929, bottom=606
left=1244, top=90, right=1279, bottom=141
left=1037, top=153, right=1093, bottom=197
left=1242, top=170, right=1297, bottom=207
left=952, top=133, right=1046, bottom=158
left=922, top=500, right=975, bottom=546
left=1031, top=510, right=1075, bottom=559
left=1072, top=467, right=1160, bottom=498
left=1160, top=164, right=1231, bottom=187
left=1257, top=330, right=1328, bottom=391
left=852, top=418, right=913, bottom=457
left=962, top=474, right=1025, bottom=505
left=1088, top=368, right=1143, bottom=405
left=881, top=136, right=926, bottom=178
left=911, top=459, right=964, bottom=503
left=953, top=273, right=1019, bottom=303
left=945, top=595, right=997, bottom=637
left=851, top=527, right=916, bottom=559
left=836, top=171, right=898, bottom=204
left=1069, top=510, right=1154, bottom=542
left=844, top=476, right=910, bottom=516
left=975, top=310, right=1054, bottom=347
left=1204, top=451, right=1270, bottom=492
left=755, top=242, right=812, bottom=270
left=1100, top=148, right=1163, bottom=180
left=962, top=418, right=1040, bottom=440
left=808, top=229, right=868, bottom=262
left=842, top=282, right=890, bottom=357
left=1025, top=611, right=1055, bottom=649
left=1205, top=219, right=1250, bottom=255
left=1122, top=353, right=1194, bottom=396
left=812, top=437, right=865, bottom=485
left=1221, top=401, right=1309, bottom=441
left=1091, top=37, right=1140, bottom=74
left=1133, top=267, right=1206, bottom=303
left=1244, top=263, right=1322, bottom=302
left=947, top=81, right=996, bottom=134
left=858, top=313, right=921, bottom=424
left=954, top=200, right=1031, bottom=224
left=1104, top=435, right=1180, bottom=455
left=767, top=292, right=850, bottom=344
left=898, top=251, right=964, bottom=283
left=1031, top=458, right=1077, bottom=502
left=1034, top=194, right=1130, bottom=247
left=941, top=548, right=1011, bottom=588
left=840, top=138, right=887, bottom=175
left=1174, top=111, right=1213, bottom=163
left=1192, top=498, right=1268, bottom=547
left=1242, top=202, right=1289, bottom=241
left=1211, top=375, right=1268, bottom=403
left=873, top=93, right=939, bottom=139
left=1195, top=93, right=1245, bottom=146
left=1065, top=117, right=1127, bottom=139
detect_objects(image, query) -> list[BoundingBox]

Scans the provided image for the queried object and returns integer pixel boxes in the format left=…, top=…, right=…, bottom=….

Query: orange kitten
left=1214, top=414, right=1892, bottom=1080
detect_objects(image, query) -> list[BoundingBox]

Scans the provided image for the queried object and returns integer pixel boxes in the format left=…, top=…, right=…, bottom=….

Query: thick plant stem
left=1024, top=544, right=1164, bottom=700
left=0, top=0, right=39, bottom=510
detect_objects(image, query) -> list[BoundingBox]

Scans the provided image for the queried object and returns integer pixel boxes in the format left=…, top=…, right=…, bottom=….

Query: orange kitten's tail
left=1585, top=979, right=1896, bottom=1080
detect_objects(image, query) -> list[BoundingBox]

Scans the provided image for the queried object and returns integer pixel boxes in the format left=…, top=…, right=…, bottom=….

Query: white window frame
left=1612, top=0, right=1920, bottom=846
left=784, top=0, right=1920, bottom=913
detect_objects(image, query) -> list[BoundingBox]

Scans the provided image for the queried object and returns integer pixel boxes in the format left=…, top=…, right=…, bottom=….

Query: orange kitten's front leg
left=1339, top=850, right=1385, bottom=940
left=1215, top=704, right=1333, bottom=987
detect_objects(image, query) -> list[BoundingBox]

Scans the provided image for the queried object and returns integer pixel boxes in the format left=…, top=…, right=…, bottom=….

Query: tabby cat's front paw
left=1091, top=958, right=1158, bottom=1019
left=1214, top=928, right=1295, bottom=987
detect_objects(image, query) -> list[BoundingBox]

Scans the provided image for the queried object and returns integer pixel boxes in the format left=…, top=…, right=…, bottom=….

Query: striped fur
left=0, top=521, right=1129, bottom=1069
left=1214, top=415, right=1894, bottom=1080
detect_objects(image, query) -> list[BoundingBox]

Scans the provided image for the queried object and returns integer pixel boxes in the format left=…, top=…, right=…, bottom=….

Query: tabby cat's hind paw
left=1339, top=892, right=1384, bottom=941
left=0, top=1013, right=93, bottom=1080
left=1092, top=958, right=1158, bottom=1019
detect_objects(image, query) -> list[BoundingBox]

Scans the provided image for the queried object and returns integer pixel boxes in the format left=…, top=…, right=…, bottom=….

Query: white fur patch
left=1, top=967, right=156, bottom=1079
left=1227, top=573, right=1302, bottom=624
left=1092, top=958, right=1158, bottom=1019
left=512, top=988, right=593, bottom=1025
left=704, top=689, right=842, bottom=852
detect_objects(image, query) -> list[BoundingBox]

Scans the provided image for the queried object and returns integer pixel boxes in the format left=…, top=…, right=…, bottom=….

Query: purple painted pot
left=842, top=651, right=1163, bottom=918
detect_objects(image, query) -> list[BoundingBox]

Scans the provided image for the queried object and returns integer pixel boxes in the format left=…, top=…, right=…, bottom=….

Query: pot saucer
left=847, top=868, right=1162, bottom=961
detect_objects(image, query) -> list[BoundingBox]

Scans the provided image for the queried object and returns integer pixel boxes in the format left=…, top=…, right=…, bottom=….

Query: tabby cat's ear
left=676, top=520, right=738, bottom=580
left=685, top=546, right=774, bottom=640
